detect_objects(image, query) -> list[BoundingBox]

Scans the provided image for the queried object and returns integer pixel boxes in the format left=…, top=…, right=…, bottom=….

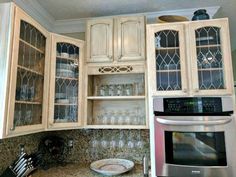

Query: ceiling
left=1, top=0, right=236, bottom=50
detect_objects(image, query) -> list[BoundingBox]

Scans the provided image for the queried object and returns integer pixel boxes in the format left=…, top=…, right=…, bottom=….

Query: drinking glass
left=135, top=130, right=144, bottom=149
left=102, top=109, right=109, bottom=125
left=101, top=131, right=108, bottom=148
left=108, top=84, right=114, bottom=96
left=118, top=131, right=125, bottom=149
left=117, top=110, right=124, bottom=125
left=99, top=85, right=105, bottom=96
left=127, top=131, right=134, bottom=149
left=110, top=110, right=116, bottom=125
left=115, top=84, right=123, bottom=96
left=124, top=110, right=131, bottom=125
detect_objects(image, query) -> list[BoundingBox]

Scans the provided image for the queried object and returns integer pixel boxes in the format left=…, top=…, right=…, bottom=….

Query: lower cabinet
left=84, top=64, right=148, bottom=129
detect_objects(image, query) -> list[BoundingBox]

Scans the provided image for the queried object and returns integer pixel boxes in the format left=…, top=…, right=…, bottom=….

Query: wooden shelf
left=156, top=69, right=181, bottom=72
left=15, top=100, right=42, bottom=105
left=196, top=44, right=221, bottom=48
left=56, top=55, right=78, bottom=62
left=19, top=38, right=45, bottom=54
left=18, top=65, right=44, bottom=76
left=84, top=125, right=148, bottom=129
left=198, top=68, right=223, bottom=71
left=55, top=76, right=78, bottom=81
left=156, top=47, right=179, bottom=50
left=87, top=96, right=145, bottom=100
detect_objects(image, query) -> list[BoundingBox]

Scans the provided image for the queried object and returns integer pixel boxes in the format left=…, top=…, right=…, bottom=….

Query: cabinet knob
left=10, top=127, right=15, bottom=131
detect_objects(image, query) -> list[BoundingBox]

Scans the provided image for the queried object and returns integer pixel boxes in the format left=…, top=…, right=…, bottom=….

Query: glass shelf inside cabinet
left=87, top=74, right=145, bottom=99
left=54, top=43, right=79, bottom=123
left=155, top=30, right=182, bottom=91
left=14, top=20, right=46, bottom=127
left=195, top=27, right=225, bottom=90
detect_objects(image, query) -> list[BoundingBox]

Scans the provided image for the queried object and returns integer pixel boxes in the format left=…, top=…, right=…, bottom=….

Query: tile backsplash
left=0, top=129, right=149, bottom=174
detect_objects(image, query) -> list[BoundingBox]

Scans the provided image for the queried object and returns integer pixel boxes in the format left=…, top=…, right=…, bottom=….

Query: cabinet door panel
left=48, top=34, right=84, bottom=130
left=189, top=19, right=233, bottom=95
left=147, top=24, right=188, bottom=96
left=116, top=16, right=145, bottom=61
left=7, top=6, right=50, bottom=136
left=87, top=19, right=113, bottom=62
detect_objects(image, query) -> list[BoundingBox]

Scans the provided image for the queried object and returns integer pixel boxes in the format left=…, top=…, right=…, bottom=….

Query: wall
left=62, top=32, right=85, bottom=41
left=0, top=129, right=149, bottom=174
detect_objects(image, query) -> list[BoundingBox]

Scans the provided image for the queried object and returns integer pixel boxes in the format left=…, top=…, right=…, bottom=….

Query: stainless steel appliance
left=154, top=97, right=236, bottom=177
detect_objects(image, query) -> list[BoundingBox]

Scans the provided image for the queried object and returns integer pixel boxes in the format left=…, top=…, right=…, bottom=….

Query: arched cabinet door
left=48, top=34, right=84, bottom=130
left=147, top=23, right=188, bottom=96
left=6, top=6, right=50, bottom=137
left=189, top=19, right=234, bottom=96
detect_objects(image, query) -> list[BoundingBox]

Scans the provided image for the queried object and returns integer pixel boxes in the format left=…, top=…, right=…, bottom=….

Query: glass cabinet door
left=7, top=7, right=50, bottom=136
left=147, top=24, right=188, bottom=96
left=190, top=19, right=234, bottom=95
left=49, top=34, right=84, bottom=129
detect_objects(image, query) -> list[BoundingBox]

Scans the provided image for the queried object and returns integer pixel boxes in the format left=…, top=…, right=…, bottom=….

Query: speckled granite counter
left=32, top=163, right=143, bottom=177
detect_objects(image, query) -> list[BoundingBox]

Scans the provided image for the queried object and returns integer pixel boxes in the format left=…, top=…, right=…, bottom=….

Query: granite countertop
left=32, top=163, right=143, bottom=177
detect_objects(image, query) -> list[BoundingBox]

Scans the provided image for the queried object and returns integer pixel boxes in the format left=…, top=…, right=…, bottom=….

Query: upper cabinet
left=86, top=16, right=145, bottom=63
left=48, top=34, right=84, bottom=130
left=6, top=5, right=50, bottom=137
left=147, top=18, right=234, bottom=96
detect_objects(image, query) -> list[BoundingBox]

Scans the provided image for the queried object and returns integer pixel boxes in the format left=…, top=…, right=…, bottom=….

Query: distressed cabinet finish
left=86, top=19, right=113, bottom=62
left=86, top=16, right=145, bottom=63
left=147, top=18, right=234, bottom=97
left=6, top=5, right=50, bottom=137
left=48, top=34, right=84, bottom=130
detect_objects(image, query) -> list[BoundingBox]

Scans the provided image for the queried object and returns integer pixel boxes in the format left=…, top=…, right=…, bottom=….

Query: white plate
left=90, top=158, right=134, bottom=176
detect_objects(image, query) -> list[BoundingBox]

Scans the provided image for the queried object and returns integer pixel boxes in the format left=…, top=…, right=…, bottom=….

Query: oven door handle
left=156, top=117, right=232, bottom=126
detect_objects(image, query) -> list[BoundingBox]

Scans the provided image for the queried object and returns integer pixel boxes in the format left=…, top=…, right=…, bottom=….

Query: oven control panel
left=163, top=97, right=222, bottom=114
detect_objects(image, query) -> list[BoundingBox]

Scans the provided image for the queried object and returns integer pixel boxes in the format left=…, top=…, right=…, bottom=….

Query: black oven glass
left=165, top=131, right=227, bottom=166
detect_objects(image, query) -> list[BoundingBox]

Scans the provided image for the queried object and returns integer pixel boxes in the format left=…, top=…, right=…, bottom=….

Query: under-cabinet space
left=86, top=100, right=146, bottom=128
left=87, top=74, right=145, bottom=97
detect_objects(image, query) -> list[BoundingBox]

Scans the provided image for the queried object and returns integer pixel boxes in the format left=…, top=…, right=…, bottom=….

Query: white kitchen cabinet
left=147, top=18, right=234, bottom=97
left=5, top=4, right=50, bottom=137
left=86, top=16, right=145, bottom=63
left=48, top=34, right=84, bottom=130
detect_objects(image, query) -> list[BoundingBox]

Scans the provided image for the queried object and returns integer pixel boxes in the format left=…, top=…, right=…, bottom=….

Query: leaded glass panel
left=195, top=27, right=225, bottom=89
left=54, top=43, right=79, bottom=123
left=14, top=20, right=46, bottom=127
left=155, top=30, right=182, bottom=91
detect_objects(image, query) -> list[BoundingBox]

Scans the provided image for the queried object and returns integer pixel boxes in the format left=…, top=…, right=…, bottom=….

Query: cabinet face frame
left=48, top=34, right=84, bottom=130
left=115, top=16, right=145, bottom=61
left=86, top=19, right=113, bottom=63
left=6, top=6, right=50, bottom=137
left=188, top=19, right=234, bottom=96
left=146, top=23, right=188, bottom=96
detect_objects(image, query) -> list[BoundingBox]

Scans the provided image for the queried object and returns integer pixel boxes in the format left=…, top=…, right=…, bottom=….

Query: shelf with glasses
left=19, top=38, right=45, bottom=54
left=156, top=47, right=179, bottom=51
left=55, top=76, right=78, bottom=81
left=156, top=69, right=181, bottom=72
left=198, top=68, right=223, bottom=71
left=196, top=44, right=221, bottom=48
left=15, top=100, right=42, bottom=105
left=17, top=65, right=44, bottom=76
left=56, top=55, right=79, bottom=62
left=87, top=96, right=145, bottom=100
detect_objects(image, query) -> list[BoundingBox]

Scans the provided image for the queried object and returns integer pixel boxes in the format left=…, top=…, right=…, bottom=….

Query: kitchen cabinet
left=86, top=16, right=145, bottom=63
left=84, top=64, right=148, bottom=129
left=48, top=34, right=84, bottom=130
left=147, top=18, right=234, bottom=96
left=6, top=5, right=50, bottom=137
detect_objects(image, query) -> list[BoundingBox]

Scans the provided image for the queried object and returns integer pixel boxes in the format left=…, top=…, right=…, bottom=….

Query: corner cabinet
left=86, top=16, right=145, bottom=63
left=48, top=34, right=84, bottom=130
left=6, top=6, right=50, bottom=137
left=147, top=18, right=234, bottom=97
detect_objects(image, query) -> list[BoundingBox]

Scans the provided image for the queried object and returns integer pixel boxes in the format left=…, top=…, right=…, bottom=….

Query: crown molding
left=53, top=6, right=220, bottom=33
left=10, top=1, right=220, bottom=34
left=13, top=0, right=55, bottom=31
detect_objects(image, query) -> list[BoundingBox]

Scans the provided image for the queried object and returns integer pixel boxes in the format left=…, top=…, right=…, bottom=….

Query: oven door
left=155, top=115, right=236, bottom=177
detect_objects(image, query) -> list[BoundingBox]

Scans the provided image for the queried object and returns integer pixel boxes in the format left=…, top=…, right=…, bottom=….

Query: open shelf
left=87, top=96, right=145, bottom=100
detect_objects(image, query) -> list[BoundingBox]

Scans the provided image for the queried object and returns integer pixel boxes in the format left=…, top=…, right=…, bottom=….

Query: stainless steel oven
left=154, top=97, right=236, bottom=177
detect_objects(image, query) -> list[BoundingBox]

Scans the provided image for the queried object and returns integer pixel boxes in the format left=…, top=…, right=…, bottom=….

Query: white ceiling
left=1, top=0, right=236, bottom=50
